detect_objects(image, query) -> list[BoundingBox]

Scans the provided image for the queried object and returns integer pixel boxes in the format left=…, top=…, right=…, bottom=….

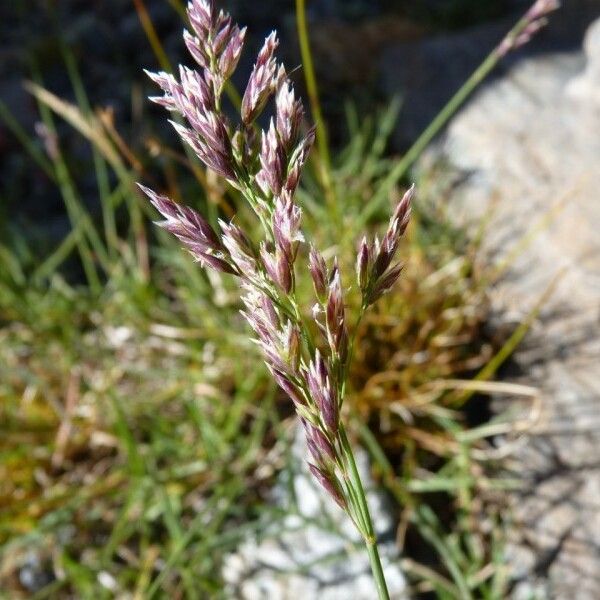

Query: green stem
left=365, top=538, right=390, bottom=600
left=340, top=306, right=366, bottom=404
left=340, top=425, right=390, bottom=600
left=295, top=0, right=337, bottom=221
left=357, top=10, right=536, bottom=228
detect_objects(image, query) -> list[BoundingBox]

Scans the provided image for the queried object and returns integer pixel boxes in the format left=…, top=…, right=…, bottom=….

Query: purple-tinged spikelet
left=271, top=368, right=306, bottom=407
left=308, top=464, right=347, bottom=510
left=273, top=192, right=304, bottom=263
left=497, top=0, right=560, bottom=57
left=257, top=119, right=286, bottom=196
left=218, top=25, right=246, bottom=80
left=138, top=184, right=237, bottom=274
left=325, top=263, right=348, bottom=362
left=357, top=185, right=413, bottom=306
left=187, top=0, right=213, bottom=40
left=306, top=351, right=338, bottom=435
left=308, top=245, right=328, bottom=301
left=219, top=219, right=257, bottom=273
left=276, top=81, right=303, bottom=151
left=285, top=127, right=316, bottom=194
left=302, top=419, right=336, bottom=463
left=184, top=0, right=246, bottom=90
left=260, top=243, right=292, bottom=294
left=356, top=236, right=371, bottom=291
left=241, top=32, right=279, bottom=124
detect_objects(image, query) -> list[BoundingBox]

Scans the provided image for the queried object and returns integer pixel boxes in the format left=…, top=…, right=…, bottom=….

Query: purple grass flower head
left=308, top=464, right=347, bottom=510
left=276, top=81, right=303, bottom=151
left=308, top=245, right=328, bottom=301
left=142, top=3, right=420, bottom=556
left=358, top=184, right=413, bottom=306
left=138, top=184, right=236, bottom=274
left=256, top=119, right=286, bottom=196
left=306, top=350, right=338, bottom=435
left=325, top=263, right=348, bottom=362
left=241, top=31, right=279, bottom=124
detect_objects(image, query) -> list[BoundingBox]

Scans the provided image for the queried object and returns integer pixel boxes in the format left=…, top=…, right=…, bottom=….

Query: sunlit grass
left=0, top=2, right=555, bottom=596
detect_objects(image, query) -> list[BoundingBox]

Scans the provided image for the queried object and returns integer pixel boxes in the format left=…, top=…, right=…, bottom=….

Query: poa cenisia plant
left=0, top=0, right=559, bottom=594
left=139, top=1, right=414, bottom=596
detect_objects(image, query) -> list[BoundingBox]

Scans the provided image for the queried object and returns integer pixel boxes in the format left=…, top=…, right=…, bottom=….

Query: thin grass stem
left=295, top=0, right=338, bottom=222
left=357, top=9, right=546, bottom=229
left=339, top=425, right=390, bottom=600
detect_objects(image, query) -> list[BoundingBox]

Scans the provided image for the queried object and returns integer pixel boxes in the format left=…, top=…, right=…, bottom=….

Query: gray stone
left=567, top=17, right=600, bottom=105
left=427, top=15, right=600, bottom=599
left=222, top=428, right=408, bottom=599
left=18, top=552, right=54, bottom=594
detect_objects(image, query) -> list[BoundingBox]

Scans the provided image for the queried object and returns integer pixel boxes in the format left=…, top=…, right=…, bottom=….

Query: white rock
left=222, top=428, right=408, bottom=599
left=567, top=17, right=600, bottom=105
left=432, top=16, right=600, bottom=598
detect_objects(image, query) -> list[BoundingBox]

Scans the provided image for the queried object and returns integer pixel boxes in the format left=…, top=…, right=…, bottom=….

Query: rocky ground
left=399, top=6, right=600, bottom=597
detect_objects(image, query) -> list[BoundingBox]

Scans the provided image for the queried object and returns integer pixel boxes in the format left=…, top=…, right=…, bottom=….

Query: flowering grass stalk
left=139, top=1, right=414, bottom=596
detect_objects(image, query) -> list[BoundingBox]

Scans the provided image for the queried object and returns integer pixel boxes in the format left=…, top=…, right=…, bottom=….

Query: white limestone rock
left=222, top=428, right=408, bottom=599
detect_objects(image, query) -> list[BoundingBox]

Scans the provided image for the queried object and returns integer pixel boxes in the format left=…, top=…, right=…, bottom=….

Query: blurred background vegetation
left=0, top=0, right=556, bottom=597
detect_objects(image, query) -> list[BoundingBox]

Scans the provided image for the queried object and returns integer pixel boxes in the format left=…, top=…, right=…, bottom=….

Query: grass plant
left=0, top=0, right=559, bottom=597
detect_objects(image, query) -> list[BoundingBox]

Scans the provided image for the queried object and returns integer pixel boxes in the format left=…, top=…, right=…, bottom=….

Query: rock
left=567, top=17, right=600, bottom=105
left=18, top=552, right=54, bottom=594
left=222, top=427, right=408, bottom=599
left=423, top=15, right=600, bottom=599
